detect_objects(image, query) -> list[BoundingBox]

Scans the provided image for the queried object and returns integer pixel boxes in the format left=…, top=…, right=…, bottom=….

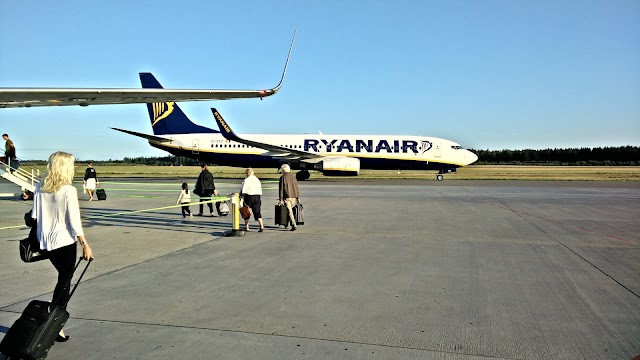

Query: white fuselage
left=150, top=133, right=478, bottom=171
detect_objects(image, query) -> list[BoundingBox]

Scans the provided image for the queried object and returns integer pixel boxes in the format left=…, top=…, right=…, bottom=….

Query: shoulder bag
left=20, top=210, right=48, bottom=263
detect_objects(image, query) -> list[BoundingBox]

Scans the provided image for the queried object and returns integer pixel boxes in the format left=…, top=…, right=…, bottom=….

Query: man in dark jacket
left=3, top=133, right=16, bottom=172
left=194, top=164, right=221, bottom=216
left=278, top=164, right=300, bottom=231
left=3, top=134, right=15, bottom=162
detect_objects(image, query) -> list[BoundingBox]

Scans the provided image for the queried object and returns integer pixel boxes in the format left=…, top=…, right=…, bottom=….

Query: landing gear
left=436, top=168, right=455, bottom=181
left=296, top=170, right=311, bottom=181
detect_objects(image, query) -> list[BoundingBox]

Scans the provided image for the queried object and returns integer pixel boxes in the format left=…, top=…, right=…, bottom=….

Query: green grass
left=18, top=163, right=640, bottom=181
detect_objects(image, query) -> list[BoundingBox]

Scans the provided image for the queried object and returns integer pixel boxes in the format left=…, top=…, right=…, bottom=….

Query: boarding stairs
left=0, top=158, right=40, bottom=197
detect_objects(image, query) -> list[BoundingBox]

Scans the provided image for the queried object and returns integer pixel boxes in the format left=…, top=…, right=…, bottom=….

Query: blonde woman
left=31, top=151, right=94, bottom=342
left=240, top=168, right=265, bottom=232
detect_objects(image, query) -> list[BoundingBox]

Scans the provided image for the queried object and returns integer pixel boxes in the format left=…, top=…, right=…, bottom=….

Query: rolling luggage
left=0, top=258, right=92, bottom=360
left=292, top=202, right=305, bottom=225
left=95, top=188, right=107, bottom=201
left=275, top=204, right=289, bottom=227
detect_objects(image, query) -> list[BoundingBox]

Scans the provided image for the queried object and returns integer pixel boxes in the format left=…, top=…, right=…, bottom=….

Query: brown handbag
left=240, top=205, right=252, bottom=220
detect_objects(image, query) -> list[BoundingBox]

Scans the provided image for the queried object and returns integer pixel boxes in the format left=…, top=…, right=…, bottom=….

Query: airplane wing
left=211, top=108, right=324, bottom=162
left=0, top=88, right=279, bottom=109
left=0, top=32, right=295, bottom=109
left=111, top=127, right=173, bottom=143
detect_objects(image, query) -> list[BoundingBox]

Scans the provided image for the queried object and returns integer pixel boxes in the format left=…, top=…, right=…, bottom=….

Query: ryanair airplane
left=113, top=74, right=478, bottom=181
left=0, top=33, right=295, bottom=108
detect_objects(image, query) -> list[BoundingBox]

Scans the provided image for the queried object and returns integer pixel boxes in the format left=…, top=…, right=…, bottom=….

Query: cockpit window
left=451, top=145, right=463, bottom=150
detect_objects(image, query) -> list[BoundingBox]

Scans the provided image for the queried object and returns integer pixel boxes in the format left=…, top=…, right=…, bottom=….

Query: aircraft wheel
left=296, top=170, right=311, bottom=181
left=436, top=174, right=444, bottom=181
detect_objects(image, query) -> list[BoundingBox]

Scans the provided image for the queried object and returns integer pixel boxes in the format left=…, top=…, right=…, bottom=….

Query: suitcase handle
left=66, top=258, right=93, bottom=306
left=53, top=257, right=93, bottom=307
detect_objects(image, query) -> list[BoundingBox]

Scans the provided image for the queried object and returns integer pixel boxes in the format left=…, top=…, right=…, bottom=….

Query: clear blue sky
left=1, top=0, right=638, bottom=161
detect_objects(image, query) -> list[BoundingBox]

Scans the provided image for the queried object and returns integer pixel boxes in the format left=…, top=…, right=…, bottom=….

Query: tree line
left=467, top=146, right=639, bottom=165
left=108, top=156, right=201, bottom=166
left=74, top=146, right=639, bottom=166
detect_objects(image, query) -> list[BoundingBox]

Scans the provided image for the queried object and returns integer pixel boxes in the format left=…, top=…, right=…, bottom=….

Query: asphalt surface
left=0, top=179, right=639, bottom=359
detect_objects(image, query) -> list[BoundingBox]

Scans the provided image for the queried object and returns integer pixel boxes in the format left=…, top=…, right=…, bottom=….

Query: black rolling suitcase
left=275, top=204, right=289, bottom=227
left=0, top=258, right=92, bottom=360
left=292, top=202, right=304, bottom=225
left=95, top=188, right=107, bottom=201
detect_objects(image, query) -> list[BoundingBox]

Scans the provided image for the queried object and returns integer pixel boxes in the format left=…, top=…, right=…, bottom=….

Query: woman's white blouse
left=240, top=175, right=262, bottom=195
left=32, top=184, right=84, bottom=251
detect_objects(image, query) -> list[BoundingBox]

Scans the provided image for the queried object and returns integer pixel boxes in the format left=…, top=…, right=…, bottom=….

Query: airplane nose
left=466, top=150, right=479, bottom=165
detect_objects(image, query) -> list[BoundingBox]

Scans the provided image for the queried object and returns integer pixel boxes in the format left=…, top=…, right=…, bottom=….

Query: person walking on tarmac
left=83, top=162, right=99, bottom=201
left=240, top=168, right=265, bottom=232
left=31, top=151, right=94, bottom=342
left=194, top=163, right=221, bottom=217
left=278, top=164, right=300, bottom=231
left=176, top=182, right=193, bottom=220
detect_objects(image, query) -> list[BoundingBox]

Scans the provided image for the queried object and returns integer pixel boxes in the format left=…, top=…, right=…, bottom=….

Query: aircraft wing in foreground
left=0, top=32, right=295, bottom=109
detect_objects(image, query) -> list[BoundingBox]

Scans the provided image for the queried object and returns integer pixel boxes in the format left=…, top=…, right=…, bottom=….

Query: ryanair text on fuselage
left=303, top=139, right=432, bottom=154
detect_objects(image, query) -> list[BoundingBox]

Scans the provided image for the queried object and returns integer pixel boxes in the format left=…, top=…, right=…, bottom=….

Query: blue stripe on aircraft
left=150, top=143, right=461, bottom=171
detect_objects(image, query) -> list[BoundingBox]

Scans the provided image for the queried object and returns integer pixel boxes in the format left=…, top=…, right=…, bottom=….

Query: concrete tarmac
left=0, top=179, right=639, bottom=359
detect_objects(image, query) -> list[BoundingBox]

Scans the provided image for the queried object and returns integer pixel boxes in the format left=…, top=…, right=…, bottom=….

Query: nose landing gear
left=436, top=168, right=456, bottom=181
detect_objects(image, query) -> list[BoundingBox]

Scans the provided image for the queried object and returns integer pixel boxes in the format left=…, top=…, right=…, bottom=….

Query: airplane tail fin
left=139, top=73, right=219, bottom=135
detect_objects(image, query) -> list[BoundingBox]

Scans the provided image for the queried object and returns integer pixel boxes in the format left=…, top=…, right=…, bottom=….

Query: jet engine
left=316, top=157, right=360, bottom=176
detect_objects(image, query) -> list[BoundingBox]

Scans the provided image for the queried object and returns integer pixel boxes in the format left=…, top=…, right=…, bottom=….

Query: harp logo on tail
left=152, top=102, right=175, bottom=126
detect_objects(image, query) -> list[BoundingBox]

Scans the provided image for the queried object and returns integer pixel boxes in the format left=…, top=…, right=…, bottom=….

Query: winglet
left=212, top=108, right=241, bottom=141
left=263, top=29, right=296, bottom=97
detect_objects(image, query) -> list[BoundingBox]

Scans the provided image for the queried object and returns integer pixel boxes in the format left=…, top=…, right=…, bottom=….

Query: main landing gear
left=436, top=174, right=444, bottom=181
left=296, top=170, right=311, bottom=181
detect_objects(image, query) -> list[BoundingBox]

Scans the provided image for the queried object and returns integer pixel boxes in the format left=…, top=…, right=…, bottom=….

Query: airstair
left=0, top=158, right=40, bottom=197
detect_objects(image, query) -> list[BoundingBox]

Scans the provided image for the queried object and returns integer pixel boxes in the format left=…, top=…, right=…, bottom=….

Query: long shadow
left=79, top=207, right=231, bottom=235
